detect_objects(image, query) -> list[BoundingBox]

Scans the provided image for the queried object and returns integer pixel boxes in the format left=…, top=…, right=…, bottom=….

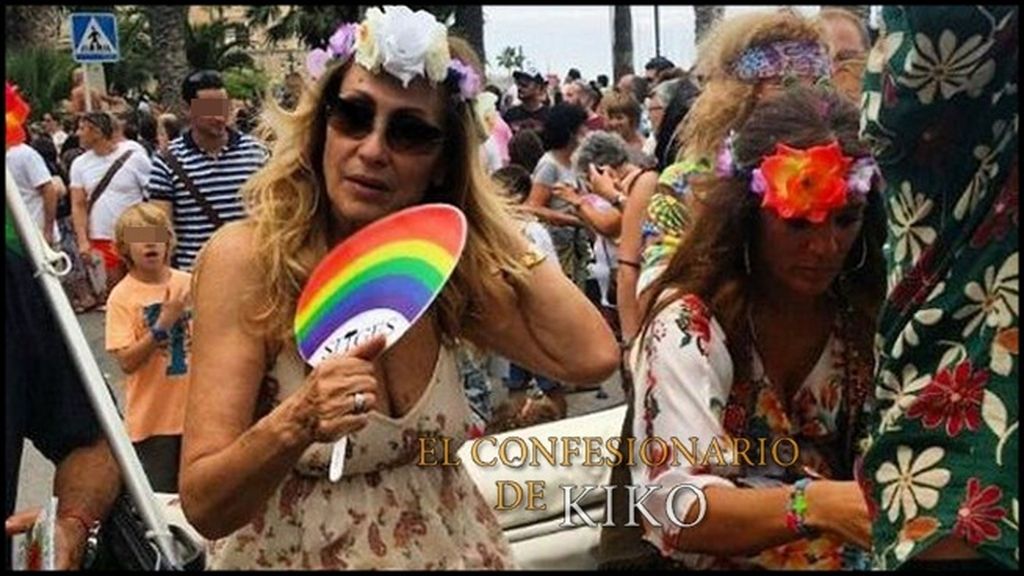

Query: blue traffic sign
left=71, top=13, right=119, bottom=63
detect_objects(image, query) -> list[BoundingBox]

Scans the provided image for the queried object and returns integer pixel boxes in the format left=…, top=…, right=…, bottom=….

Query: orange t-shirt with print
left=105, top=269, right=192, bottom=442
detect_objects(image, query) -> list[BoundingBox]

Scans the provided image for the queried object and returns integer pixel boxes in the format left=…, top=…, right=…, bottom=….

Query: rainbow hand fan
left=294, top=203, right=467, bottom=366
left=295, top=204, right=467, bottom=482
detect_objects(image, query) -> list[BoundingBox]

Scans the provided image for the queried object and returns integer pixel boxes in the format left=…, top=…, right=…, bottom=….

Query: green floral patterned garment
left=859, top=6, right=1018, bottom=570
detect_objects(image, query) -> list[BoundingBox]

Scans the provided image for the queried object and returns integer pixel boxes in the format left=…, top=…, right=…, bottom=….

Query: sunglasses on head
left=323, top=92, right=446, bottom=154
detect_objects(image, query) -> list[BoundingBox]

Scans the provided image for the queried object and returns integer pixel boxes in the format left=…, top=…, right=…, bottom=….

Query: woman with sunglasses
left=603, top=86, right=886, bottom=570
left=178, top=7, right=619, bottom=570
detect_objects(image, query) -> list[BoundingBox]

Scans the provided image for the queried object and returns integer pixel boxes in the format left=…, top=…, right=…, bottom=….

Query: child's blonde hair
left=114, top=202, right=176, bottom=267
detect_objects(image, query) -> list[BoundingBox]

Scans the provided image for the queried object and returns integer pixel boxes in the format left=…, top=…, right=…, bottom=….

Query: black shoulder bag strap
left=159, top=151, right=224, bottom=228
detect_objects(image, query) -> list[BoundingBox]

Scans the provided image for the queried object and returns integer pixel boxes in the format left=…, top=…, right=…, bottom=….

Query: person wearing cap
left=503, top=68, right=550, bottom=135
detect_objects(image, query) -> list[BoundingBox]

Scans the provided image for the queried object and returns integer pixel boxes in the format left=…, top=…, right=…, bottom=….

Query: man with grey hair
left=569, top=130, right=658, bottom=345
left=551, top=131, right=645, bottom=341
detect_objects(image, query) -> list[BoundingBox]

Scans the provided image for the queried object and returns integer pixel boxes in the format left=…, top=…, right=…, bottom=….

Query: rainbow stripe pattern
left=294, top=204, right=467, bottom=364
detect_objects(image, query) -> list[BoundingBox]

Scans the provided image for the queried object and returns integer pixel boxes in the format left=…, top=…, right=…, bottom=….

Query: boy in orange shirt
left=105, top=203, right=191, bottom=493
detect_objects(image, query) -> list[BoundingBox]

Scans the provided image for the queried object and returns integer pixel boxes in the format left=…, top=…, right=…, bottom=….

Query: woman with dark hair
left=507, top=128, right=544, bottom=174
left=602, top=86, right=885, bottom=569
left=525, top=102, right=591, bottom=288
left=638, top=9, right=834, bottom=297
left=652, top=77, right=700, bottom=172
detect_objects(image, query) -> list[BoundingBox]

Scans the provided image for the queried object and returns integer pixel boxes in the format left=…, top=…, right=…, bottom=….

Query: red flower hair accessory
left=751, top=141, right=853, bottom=223
left=6, top=81, right=30, bottom=147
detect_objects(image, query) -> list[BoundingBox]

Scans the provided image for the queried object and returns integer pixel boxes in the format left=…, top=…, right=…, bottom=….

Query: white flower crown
left=306, top=5, right=481, bottom=101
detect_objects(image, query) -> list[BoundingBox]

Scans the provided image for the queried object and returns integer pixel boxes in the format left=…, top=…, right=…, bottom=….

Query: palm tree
left=694, top=6, right=724, bottom=45
left=495, top=46, right=526, bottom=74
left=612, top=6, right=633, bottom=82
left=246, top=6, right=361, bottom=49
left=451, top=5, right=485, bottom=64
left=186, top=20, right=256, bottom=73
left=144, top=6, right=189, bottom=116
left=103, top=7, right=157, bottom=99
left=4, top=6, right=61, bottom=52
left=5, top=47, right=77, bottom=118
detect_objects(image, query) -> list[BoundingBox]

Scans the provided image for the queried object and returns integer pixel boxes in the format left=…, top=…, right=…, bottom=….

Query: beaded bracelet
left=785, top=478, right=817, bottom=537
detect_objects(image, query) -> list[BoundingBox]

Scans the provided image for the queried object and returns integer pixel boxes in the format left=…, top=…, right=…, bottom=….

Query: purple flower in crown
left=306, top=48, right=332, bottom=80
left=307, top=23, right=358, bottom=80
left=715, top=131, right=738, bottom=178
left=847, top=156, right=880, bottom=196
left=447, top=58, right=481, bottom=101
left=750, top=168, right=768, bottom=196
left=328, top=23, right=358, bottom=61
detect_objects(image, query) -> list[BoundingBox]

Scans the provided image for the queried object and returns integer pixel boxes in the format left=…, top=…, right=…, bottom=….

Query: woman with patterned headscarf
left=637, top=9, right=833, bottom=301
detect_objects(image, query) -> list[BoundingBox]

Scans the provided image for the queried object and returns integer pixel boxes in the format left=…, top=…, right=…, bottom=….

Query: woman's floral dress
left=206, top=346, right=514, bottom=569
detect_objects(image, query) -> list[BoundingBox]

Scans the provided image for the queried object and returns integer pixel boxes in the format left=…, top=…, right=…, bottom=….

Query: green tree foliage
left=103, top=7, right=157, bottom=98
left=4, top=6, right=61, bottom=52
left=5, top=47, right=77, bottom=119
left=496, top=46, right=526, bottom=73
left=186, top=20, right=256, bottom=72
left=245, top=6, right=361, bottom=49
left=223, top=67, right=270, bottom=105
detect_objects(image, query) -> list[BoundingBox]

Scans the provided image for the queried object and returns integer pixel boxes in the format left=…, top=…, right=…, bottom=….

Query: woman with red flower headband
left=635, top=9, right=834, bottom=306
left=178, top=6, right=618, bottom=570
left=601, top=86, right=887, bottom=570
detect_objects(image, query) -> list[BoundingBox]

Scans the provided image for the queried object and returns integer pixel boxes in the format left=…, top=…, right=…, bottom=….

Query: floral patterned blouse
left=205, top=346, right=514, bottom=569
left=630, top=294, right=872, bottom=569
left=859, top=6, right=1018, bottom=570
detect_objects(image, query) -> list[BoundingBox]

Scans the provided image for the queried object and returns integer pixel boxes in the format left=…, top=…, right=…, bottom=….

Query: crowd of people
left=5, top=4, right=1016, bottom=572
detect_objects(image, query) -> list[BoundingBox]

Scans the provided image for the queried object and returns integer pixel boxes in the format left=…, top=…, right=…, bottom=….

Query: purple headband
left=732, top=40, right=832, bottom=82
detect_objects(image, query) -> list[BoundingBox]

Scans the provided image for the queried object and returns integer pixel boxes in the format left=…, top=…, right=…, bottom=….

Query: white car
left=459, top=405, right=627, bottom=570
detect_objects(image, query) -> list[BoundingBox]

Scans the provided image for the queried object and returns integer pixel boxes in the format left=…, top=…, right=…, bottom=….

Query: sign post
left=70, top=12, right=119, bottom=112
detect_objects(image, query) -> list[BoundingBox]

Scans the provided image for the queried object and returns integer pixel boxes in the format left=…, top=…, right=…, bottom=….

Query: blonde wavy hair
left=208, top=37, right=526, bottom=350
left=677, top=9, right=826, bottom=161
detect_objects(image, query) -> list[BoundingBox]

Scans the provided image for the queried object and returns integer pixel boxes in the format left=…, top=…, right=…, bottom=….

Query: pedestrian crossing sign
left=71, top=13, right=119, bottom=63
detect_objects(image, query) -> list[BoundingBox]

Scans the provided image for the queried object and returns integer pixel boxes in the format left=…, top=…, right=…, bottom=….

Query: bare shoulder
left=632, top=170, right=659, bottom=196
left=192, top=221, right=259, bottom=282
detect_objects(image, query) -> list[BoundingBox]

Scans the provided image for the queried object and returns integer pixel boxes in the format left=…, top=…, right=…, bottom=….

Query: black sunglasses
left=324, top=93, right=446, bottom=154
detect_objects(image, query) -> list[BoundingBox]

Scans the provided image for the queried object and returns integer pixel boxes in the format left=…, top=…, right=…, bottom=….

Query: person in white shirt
left=69, top=111, right=152, bottom=293
left=6, top=141, right=60, bottom=244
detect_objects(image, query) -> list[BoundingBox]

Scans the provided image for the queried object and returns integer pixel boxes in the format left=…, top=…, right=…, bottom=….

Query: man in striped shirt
left=148, top=70, right=268, bottom=270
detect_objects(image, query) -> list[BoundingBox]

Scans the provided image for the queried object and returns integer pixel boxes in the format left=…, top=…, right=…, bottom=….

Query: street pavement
left=17, top=310, right=625, bottom=511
